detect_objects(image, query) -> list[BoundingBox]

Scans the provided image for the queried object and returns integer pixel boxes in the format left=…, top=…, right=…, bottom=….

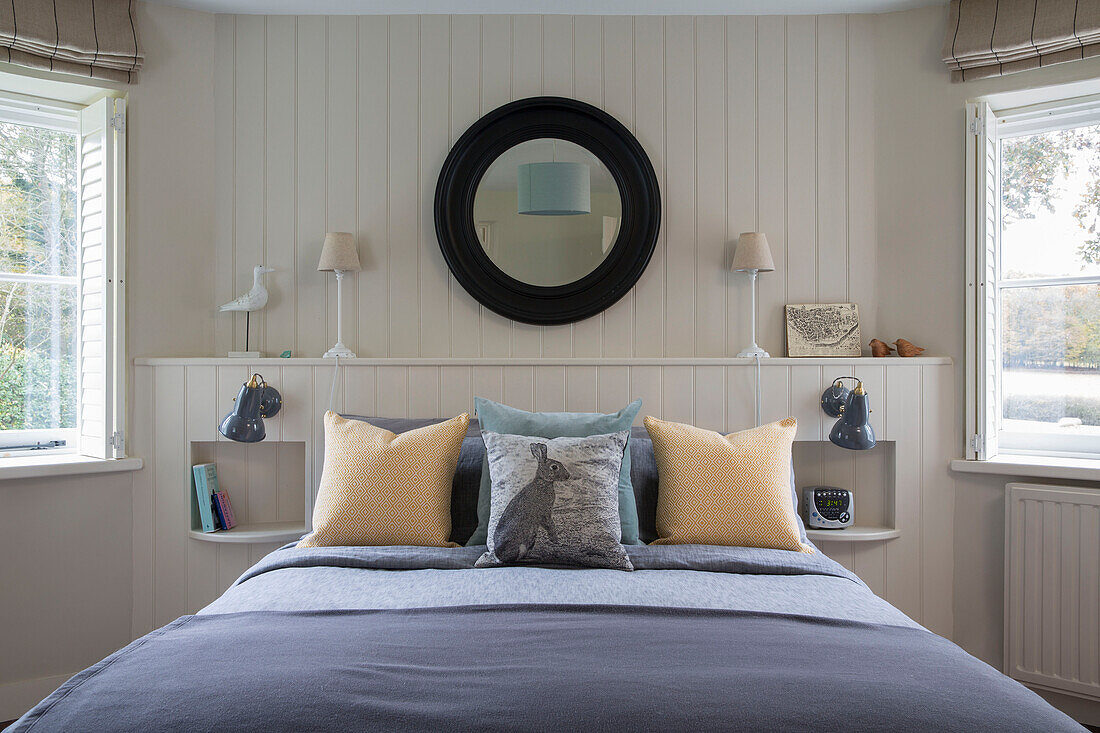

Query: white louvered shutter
left=967, top=102, right=1000, bottom=460
left=77, top=98, right=126, bottom=459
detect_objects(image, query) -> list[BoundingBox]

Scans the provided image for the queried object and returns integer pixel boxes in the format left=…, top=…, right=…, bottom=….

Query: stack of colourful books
left=192, top=463, right=237, bottom=532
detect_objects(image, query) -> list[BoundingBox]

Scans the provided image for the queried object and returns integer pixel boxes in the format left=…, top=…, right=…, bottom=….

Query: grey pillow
left=476, top=431, right=633, bottom=571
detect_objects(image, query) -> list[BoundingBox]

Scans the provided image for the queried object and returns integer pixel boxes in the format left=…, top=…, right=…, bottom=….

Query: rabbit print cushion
left=476, top=431, right=633, bottom=571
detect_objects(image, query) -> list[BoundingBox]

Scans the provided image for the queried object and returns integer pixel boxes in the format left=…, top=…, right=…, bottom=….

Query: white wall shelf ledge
left=951, top=456, right=1100, bottom=483
left=188, top=522, right=306, bottom=544
left=135, top=355, right=952, bottom=367
left=0, top=454, right=143, bottom=481
left=806, top=526, right=901, bottom=542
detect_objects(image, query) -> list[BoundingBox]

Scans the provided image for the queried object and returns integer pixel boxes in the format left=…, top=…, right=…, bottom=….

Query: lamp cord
left=327, top=354, right=341, bottom=414
left=754, top=354, right=762, bottom=428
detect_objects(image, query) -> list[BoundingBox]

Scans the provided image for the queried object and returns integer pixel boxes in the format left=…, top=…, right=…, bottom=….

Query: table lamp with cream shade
left=731, top=232, right=775, bottom=359
left=318, top=232, right=361, bottom=359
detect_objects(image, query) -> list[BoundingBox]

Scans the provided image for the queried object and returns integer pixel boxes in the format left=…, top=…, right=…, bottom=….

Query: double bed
left=6, top=421, right=1086, bottom=731
left=9, top=542, right=1083, bottom=731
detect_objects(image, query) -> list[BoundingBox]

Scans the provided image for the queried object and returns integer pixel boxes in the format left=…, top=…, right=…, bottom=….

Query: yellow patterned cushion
left=644, top=416, right=812, bottom=553
left=299, top=412, right=469, bottom=548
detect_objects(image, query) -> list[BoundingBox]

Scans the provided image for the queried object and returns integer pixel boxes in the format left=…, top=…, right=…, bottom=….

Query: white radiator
left=1006, top=483, right=1100, bottom=701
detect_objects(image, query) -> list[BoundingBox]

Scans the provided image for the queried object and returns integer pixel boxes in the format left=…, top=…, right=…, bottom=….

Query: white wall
left=210, top=14, right=878, bottom=361
left=128, top=3, right=217, bottom=359
left=0, top=2, right=216, bottom=720
left=873, top=5, right=1100, bottom=672
left=0, top=473, right=133, bottom=719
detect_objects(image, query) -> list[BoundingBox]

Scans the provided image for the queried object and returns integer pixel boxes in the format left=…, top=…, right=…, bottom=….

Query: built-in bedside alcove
left=792, top=440, right=901, bottom=543
left=188, top=440, right=309, bottom=544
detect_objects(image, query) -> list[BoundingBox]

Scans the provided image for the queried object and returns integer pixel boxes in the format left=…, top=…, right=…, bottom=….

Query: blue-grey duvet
left=8, top=544, right=1084, bottom=732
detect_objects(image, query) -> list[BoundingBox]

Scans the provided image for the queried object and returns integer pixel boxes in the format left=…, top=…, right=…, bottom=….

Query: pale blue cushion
left=467, top=398, right=643, bottom=545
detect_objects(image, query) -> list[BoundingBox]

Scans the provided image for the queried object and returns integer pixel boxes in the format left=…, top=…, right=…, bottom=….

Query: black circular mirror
left=435, top=97, right=661, bottom=325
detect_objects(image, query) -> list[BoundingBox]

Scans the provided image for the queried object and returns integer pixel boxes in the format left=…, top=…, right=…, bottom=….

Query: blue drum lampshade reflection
left=516, top=161, right=591, bottom=216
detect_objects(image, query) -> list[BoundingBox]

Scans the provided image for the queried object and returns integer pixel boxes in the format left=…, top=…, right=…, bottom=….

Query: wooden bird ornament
left=893, top=339, right=925, bottom=357
left=869, top=339, right=894, bottom=357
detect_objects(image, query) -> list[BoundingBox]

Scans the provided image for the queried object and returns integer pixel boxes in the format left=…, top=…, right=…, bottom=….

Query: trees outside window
left=0, top=121, right=78, bottom=439
left=998, top=123, right=1100, bottom=452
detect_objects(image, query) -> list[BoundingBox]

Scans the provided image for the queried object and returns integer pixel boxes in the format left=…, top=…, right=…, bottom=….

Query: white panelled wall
left=211, top=14, right=877, bottom=361
left=132, top=357, right=955, bottom=641
left=147, top=8, right=958, bottom=646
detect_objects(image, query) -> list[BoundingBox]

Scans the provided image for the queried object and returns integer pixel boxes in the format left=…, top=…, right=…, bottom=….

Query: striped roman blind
left=943, top=0, right=1100, bottom=82
left=0, top=0, right=143, bottom=84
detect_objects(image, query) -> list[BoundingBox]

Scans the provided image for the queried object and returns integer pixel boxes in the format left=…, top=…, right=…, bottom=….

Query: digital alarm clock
left=802, top=487, right=854, bottom=529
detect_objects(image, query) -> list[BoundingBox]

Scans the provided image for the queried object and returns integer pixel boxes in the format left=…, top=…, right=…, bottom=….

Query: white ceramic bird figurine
left=218, top=265, right=273, bottom=313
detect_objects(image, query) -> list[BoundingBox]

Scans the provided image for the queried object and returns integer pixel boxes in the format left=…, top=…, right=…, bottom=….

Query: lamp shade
left=317, top=232, right=361, bottom=272
left=517, top=162, right=591, bottom=216
left=731, top=232, right=775, bottom=272
left=828, top=388, right=876, bottom=450
left=218, top=374, right=282, bottom=443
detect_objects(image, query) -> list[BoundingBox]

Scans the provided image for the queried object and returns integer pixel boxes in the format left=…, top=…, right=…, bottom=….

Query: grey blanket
left=9, top=604, right=1083, bottom=732
left=235, top=542, right=860, bottom=581
left=199, top=544, right=919, bottom=627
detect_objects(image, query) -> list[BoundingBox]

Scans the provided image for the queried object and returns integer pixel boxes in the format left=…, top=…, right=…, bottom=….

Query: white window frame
left=966, top=95, right=1100, bottom=462
left=0, top=90, right=126, bottom=460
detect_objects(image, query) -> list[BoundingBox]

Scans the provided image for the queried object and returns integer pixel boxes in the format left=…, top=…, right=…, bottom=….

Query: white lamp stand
left=731, top=232, right=775, bottom=359
left=323, top=270, right=356, bottom=359
left=737, top=269, right=769, bottom=358
left=317, top=232, right=361, bottom=359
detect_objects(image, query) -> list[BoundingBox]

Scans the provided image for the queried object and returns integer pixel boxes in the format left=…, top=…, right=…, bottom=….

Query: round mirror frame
left=435, top=96, right=661, bottom=325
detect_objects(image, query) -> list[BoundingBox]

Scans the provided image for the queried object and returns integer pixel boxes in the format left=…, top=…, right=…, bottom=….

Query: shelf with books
left=189, top=440, right=309, bottom=546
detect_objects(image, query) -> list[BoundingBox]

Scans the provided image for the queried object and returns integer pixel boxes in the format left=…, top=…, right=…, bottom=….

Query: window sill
left=950, top=455, right=1100, bottom=482
left=0, top=453, right=143, bottom=481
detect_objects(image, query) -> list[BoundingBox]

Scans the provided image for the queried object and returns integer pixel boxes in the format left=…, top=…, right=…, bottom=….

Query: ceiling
left=143, top=0, right=945, bottom=15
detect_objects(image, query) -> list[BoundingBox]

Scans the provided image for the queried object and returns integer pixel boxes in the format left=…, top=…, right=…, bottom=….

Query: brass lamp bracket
left=232, top=374, right=282, bottom=418
left=820, top=376, right=865, bottom=418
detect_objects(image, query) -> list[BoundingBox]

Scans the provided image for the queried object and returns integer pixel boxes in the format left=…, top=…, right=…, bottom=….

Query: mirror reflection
left=472, top=138, right=622, bottom=287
